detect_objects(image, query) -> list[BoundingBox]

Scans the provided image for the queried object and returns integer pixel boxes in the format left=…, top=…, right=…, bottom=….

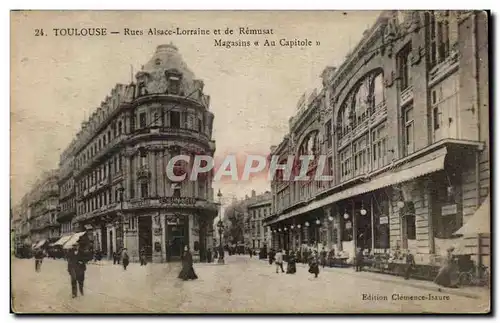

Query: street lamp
left=216, top=189, right=225, bottom=264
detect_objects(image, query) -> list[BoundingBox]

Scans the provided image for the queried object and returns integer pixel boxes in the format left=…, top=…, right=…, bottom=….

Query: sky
left=11, top=10, right=381, bottom=206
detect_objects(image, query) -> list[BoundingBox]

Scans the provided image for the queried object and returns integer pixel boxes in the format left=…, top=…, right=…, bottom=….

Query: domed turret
left=136, top=43, right=196, bottom=96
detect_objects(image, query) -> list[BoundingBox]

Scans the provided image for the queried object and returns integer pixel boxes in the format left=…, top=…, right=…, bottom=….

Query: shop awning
left=268, top=147, right=447, bottom=225
left=34, top=239, right=47, bottom=249
left=62, top=232, right=86, bottom=250
left=454, top=194, right=490, bottom=236
left=52, top=235, right=73, bottom=246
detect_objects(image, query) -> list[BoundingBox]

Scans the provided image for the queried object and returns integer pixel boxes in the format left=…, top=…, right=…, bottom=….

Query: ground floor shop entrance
left=166, top=217, right=188, bottom=262
left=138, top=216, right=153, bottom=261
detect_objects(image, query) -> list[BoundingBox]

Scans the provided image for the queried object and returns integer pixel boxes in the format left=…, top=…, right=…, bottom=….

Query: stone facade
left=265, top=11, right=489, bottom=267
left=64, top=44, right=218, bottom=263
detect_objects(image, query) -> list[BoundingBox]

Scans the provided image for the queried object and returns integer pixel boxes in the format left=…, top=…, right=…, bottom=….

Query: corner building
left=71, top=44, right=217, bottom=263
left=266, top=11, right=490, bottom=267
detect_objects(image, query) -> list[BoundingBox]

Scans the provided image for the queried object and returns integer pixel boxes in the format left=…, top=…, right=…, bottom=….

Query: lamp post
left=216, top=189, right=225, bottom=264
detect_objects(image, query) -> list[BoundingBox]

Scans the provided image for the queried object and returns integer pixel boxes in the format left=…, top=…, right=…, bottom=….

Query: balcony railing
left=400, top=86, right=414, bottom=107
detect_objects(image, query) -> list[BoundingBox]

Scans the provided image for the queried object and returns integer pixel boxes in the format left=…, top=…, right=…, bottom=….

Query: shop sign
left=441, top=204, right=457, bottom=216
left=379, top=216, right=389, bottom=225
left=160, top=197, right=197, bottom=205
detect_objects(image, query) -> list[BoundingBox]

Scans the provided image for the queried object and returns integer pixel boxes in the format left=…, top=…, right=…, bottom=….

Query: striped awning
left=34, top=239, right=47, bottom=249
left=52, top=235, right=73, bottom=246
left=62, top=232, right=86, bottom=250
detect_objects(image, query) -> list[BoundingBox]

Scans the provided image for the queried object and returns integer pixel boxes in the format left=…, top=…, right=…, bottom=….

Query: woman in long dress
left=286, top=251, right=297, bottom=274
left=434, top=247, right=459, bottom=288
left=178, top=246, right=198, bottom=281
left=308, top=250, right=320, bottom=278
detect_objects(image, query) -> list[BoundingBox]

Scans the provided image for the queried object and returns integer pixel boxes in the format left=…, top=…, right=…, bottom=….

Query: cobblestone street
left=11, top=255, right=490, bottom=314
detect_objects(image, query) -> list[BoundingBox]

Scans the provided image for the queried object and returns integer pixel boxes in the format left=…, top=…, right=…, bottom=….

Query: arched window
left=372, top=73, right=385, bottom=109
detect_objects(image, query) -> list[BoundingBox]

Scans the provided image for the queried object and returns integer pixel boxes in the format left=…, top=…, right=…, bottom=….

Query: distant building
left=242, top=190, right=272, bottom=250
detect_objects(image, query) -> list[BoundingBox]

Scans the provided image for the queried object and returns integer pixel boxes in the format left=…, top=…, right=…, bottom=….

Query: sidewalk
left=245, top=256, right=488, bottom=300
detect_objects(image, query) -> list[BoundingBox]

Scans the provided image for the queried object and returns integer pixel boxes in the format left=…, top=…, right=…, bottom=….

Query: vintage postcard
left=10, top=10, right=491, bottom=314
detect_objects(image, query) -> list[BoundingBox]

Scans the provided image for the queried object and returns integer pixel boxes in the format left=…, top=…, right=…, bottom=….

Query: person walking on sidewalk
left=308, top=250, right=320, bottom=278
left=355, top=248, right=364, bottom=272
left=275, top=249, right=285, bottom=273
left=122, top=248, right=130, bottom=270
left=178, top=246, right=198, bottom=281
left=404, top=250, right=416, bottom=280
left=139, top=247, right=147, bottom=266
left=34, top=248, right=45, bottom=273
left=320, top=247, right=327, bottom=268
left=268, top=249, right=275, bottom=265
left=286, top=251, right=297, bottom=274
left=434, top=247, right=459, bottom=288
left=67, top=244, right=87, bottom=298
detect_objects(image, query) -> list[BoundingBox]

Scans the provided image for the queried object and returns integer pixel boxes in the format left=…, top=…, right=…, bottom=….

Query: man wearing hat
left=67, top=242, right=87, bottom=298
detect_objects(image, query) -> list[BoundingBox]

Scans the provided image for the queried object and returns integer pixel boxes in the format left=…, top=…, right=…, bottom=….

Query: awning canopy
left=268, top=147, right=447, bottom=225
left=52, top=235, right=73, bottom=246
left=34, top=239, right=47, bottom=249
left=62, top=232, right=87, bottom=250
left=454, top=194, right=490, bottom=236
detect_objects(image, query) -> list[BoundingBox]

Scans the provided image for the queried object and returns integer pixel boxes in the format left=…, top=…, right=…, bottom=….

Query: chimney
left=251, top=190, right=256, bottom=198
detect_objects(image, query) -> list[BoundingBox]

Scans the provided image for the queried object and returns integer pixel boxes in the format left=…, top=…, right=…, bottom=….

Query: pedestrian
left=355, top=248, right=364, bottom=272
left=286, top=251, right=297, bottom=274
left=178, top=246, right=198, bottom=281
left=275, top=249, right=285, bottom=273
left=268, top=249, right=275, bottom=265
left=249, top=247, right=253, bottom=258
left=113, top=251, right=118, bottom=265
left=213, top=248, right=218, bottom=260
left=139, top=247, right=147, bottom=266
left=122, top=248, right=130, bottom=270
left=308, top=250, right=320, bottom=278
left=34, top=248, right=44, bottom=273
left=320, top=247, right=327, bottom=268
left=67, top=244, right=87, bottom=298
left=404, top=250, right=415, bottom=280
left=434, top=247, right=459, bottom=288
left=206, top=248, right=212, bottom=263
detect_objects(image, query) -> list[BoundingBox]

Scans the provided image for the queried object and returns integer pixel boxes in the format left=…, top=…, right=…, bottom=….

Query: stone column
left=125, top=156, right=132, bottom=200
left=160, top=213, right=166, bottom=262
left=150, top=150, right=157, bottom=196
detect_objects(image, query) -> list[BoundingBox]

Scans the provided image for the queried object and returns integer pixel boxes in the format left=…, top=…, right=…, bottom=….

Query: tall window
left=403, top=106, right=415, bottom=156
left=118, top=121, right=122, bottom=135
left=130, top=115, right=135, bottom=133
left=353, top=80, right=369, bottom=126
left=170, top=111, right=180, bottom=128
left=198, top=117, right=203, bottom=132
left=373, top=73, right=385, bottom=110
left=140, top=149, right=148, bottom=167
left=139, top=113, right=147, bottom=128
left=141, top=182, right=149, bottom=198
left=353, top=135, right=368, bottom=176
left=339, top=147, right=352, bottom=182
left=398, top=44, right=412, bottom=91
left=372, top=125, right=388, bottom=170
left=167, top=75, right=181, bottom=95
left=325, top=119, right=332, bottom=148
left=427, top=11, right=451, bottom=68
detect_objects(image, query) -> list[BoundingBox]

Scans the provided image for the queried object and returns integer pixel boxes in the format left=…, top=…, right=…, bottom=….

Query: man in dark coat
left=34, top=249, right=45, bottom=272
left=67, top=244, right=87, bottom=298
left=139, top=247, right=147, bottom=266
left=355, top=248, right=364, bottom=272
left=206, top=248, right=212, bottom=263
left=404, top=250, right=416, bottom=280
